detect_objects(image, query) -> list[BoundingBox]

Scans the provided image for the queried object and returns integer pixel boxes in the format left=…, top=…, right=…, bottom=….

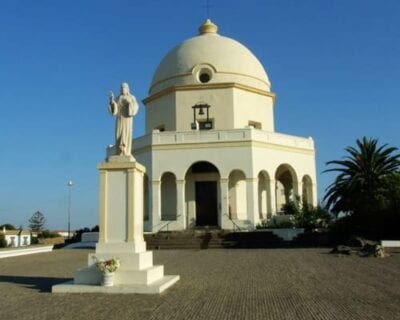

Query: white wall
left=233, top=89, right=274, bottom=131
left=145, top=93, right=176, bottom=133
left=175, top=87, right=234, bottom=131
left=4, top=234, right=31, bottom=247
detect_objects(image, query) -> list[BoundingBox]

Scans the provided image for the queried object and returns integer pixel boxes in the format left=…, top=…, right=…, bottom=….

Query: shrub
left=70, top=227, right=91, bottom=243
left=295, top=204, right=332, bottom=230
left=256, top=217, right=295, bottom=229
left=257, top=200, right=332, bottom=231
left=282, top=198, right=301, bottom=215
left=0, top=233, right=7, bottom=248
left=0, top=223, right=16, bottom=230
left=40, top=230, right=60, bottom=238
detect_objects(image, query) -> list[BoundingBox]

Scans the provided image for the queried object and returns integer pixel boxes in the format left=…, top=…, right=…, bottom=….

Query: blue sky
left=0, top=0, right=399, bottom=230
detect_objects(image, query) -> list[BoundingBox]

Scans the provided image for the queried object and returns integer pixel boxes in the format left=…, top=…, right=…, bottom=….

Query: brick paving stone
left=0, top=248, right=399, bottom=320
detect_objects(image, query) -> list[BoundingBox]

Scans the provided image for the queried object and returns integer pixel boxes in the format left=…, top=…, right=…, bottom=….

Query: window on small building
left=23, top=236, right=28, bottom=245
left=248, top=121, right=262, bottom=129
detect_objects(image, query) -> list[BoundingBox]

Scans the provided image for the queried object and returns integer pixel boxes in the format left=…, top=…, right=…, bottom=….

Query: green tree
left=380, top=172, right=400, bottom=211
left=324, top=137, right=400, bottom=217
left=0, top=223, right=16, bottom=230
left=29, top=211, right=46, bottom=233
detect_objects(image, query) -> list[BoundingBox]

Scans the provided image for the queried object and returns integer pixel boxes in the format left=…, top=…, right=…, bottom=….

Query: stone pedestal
left=52, top=159, right=179, bottom=294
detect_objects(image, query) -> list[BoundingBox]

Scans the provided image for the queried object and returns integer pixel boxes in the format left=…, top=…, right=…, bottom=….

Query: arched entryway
left=185, top=161, right=220, bottom=227
left=275, top=164, right=298, bottom=213
left=258, top=170, right=272, bottom=219
left=161, top=172, right=177, bottom=220
left=228, top=170, right=247, bottom=220
left=302, top=175, right=313, bottom=206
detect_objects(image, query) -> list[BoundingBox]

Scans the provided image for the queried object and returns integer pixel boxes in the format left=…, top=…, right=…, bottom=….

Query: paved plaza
left=0, top=248, right=399, bottom=320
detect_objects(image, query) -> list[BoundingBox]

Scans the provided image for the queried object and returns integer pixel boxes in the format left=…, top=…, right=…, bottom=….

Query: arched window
left=258, top=171, right=272, bottom=219
left=275, top=164, right=298, bottom=213
left=302, top=175, right=313, bottom=206
left=161, top=172, right=177, bottom=220
left=228, top=170, right=247, bottom=220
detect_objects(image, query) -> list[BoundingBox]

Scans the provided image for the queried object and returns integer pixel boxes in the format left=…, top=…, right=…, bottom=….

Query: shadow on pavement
left=0, top=275, right=71, bottom=292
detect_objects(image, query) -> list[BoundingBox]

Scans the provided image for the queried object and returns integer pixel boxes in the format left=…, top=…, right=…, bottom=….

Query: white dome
left=149, top=20, right=271, bottom=95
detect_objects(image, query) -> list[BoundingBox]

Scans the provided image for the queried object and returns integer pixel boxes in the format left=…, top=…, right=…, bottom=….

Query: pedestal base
left=52, top=275, right=180, bottom=294
left=107, top=155, right=135, bottom=162
left=52, top=243, right=179, bottom=294
left=52, top=156, right=179, bottom=294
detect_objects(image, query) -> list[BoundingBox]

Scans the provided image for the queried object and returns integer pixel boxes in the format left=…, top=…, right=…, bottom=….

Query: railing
left=152, top=215, right=181, bottom=249
left=223, top=213, right=243, bottom=232
left=157, top=215, right=182, bottom=233
left=133, top=128, right=315, bottom=151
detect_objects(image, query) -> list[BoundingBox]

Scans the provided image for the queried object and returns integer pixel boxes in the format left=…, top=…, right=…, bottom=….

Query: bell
left=198, top=106, right=205, bottom=115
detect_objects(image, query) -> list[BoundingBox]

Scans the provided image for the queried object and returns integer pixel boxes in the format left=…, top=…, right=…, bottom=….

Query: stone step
left=144, top=231, right=288, bottom=250
left=53, top=275, right=180, bottom=294
left=115, top=265, right=164, bottom=285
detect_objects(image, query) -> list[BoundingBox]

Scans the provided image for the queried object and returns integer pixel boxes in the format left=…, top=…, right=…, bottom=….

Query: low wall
left=381, top=240, right=400, bottom=253
left=0, top=245, right=54, bottom=258
left=257, top=228, right=305, bottom=241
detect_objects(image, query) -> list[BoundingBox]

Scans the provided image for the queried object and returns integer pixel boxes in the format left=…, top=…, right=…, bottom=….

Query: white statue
left=109, top=83, right=139, bottom=156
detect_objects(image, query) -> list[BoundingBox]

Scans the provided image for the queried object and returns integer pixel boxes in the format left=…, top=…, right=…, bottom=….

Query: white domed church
left=133, top=20, right=317, bottom=232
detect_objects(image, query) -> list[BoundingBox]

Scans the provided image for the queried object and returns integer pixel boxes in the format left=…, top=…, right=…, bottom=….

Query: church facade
left=133, top=20, right=317, bottom=232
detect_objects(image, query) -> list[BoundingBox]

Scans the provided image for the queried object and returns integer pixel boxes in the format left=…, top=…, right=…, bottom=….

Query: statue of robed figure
left=108, top=83, right=139, bottom=157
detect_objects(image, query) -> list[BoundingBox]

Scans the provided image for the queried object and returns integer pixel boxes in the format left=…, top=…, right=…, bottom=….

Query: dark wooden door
left=195, top=181, right=218, bottom=226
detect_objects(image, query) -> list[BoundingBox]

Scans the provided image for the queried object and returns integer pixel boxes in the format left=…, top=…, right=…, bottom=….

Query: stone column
left=98, top=169, right=107, bottom=243
left=269, top=179, right=277, bottom=216
left=246, top=177, right=259, bottom=228
left=219, top=178, right=231, bottom=229
left=296, top=181, right=303, bottom=204
left=96, top=160, right=146, bottom=253
left=176, top=179, right=186, bottom=230
left=312, top=183, right=318, bottom=207
left=151, top=180, right=161, bottom=232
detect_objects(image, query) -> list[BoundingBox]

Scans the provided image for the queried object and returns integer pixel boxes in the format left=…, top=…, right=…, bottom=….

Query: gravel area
left=0, top=248, right=399, bottom=320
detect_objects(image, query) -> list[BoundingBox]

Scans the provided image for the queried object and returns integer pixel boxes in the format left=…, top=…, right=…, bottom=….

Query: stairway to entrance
left=144, top=230, right=289, bottom=250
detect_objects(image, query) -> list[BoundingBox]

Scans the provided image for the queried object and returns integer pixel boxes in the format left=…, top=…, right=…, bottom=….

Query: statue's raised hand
left=109, top=91, right=115, bottom=103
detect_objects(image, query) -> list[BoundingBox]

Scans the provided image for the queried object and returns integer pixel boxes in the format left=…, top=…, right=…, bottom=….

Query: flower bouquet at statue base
left=93, top=257, right=121, bottom=287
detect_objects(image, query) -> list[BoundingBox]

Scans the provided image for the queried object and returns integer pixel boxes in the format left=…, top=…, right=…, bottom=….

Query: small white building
left=131, top=20, right=317, bottom=232
left=1, top=227, right=31, bottom=247
left=54, top=230, right=74, bottom=238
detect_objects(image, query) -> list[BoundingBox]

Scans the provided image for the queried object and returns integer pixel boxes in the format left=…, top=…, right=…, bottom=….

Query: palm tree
left=324, top=137, right=400, bottom=217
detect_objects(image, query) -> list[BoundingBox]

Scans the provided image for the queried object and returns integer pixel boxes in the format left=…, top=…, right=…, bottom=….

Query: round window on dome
left=199, top=73, right=210, bottom=83
left=197, top=68, right=212, bottom=84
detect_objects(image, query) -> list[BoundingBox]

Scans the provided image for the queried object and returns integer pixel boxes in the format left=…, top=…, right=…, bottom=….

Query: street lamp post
left=67, top=180, right=74, bottom=241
